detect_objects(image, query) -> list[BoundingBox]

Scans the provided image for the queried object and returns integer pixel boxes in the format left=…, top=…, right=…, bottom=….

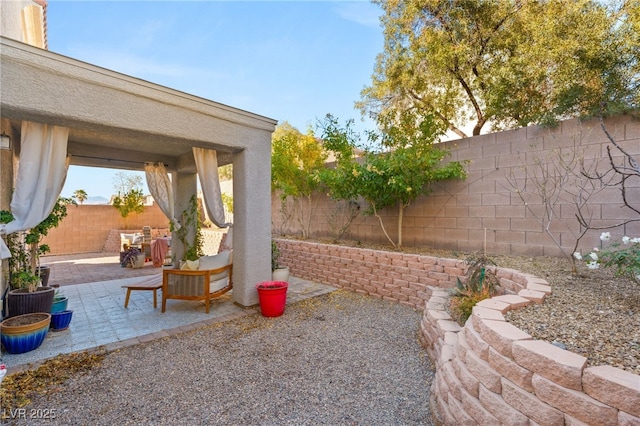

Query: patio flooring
left=1, top=253, right=336, bottom=372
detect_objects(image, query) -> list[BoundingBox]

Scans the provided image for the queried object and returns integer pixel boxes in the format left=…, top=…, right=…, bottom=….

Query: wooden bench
left=122, top=275, right=163, bottom=308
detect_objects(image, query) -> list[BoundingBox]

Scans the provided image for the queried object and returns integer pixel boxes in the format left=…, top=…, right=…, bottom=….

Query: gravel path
left=8, top=291, right=435, bottom=426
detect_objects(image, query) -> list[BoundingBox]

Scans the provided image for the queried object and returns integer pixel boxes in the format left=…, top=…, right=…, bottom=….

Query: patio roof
left=0, top=36, right=278, bottom=307
left=0, top=36, right=277, bottom=172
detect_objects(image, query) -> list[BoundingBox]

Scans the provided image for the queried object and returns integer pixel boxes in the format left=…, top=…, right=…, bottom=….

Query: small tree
left=271, top=122, right=327, bottom=238
left=219, top=164, right=233, bottom=181
left=73, top=189, right=88, bottom=205
left=319, top=113, right=467, bottom=248
left=583, top=116, right=640, bottom=225
left=506, top=137, right=604, bottom=273
left=112, top=189, right=144, bottom=230
left=1, top=197, right=76, bottom=291
left=111, top=171, right=145, bottom=230
left=112, top=171, right=143, bottom=195
left=221, top=193, right=233, bottom=214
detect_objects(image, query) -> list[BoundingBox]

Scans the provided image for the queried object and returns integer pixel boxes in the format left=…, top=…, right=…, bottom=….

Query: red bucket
left=256, top=281, right=288, bottom=317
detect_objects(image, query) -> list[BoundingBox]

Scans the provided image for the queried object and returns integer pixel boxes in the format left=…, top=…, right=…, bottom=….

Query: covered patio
left=1, top=36, right=277, bottom=308
left=2, top=252, right=335, bottom=370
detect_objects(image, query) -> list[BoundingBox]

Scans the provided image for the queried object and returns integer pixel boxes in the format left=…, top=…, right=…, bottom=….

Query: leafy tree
left=112, top=189, right=144, bottom=230
left=271, top=122, right=327, bottom=238
left=319, top=113, right=467, bottom=247
left=73, top=189, right=88, bottom=205
left=221, top=192, right=233, bottom=214
left=25, top=197, right=76, bottom=274
left=112, top=171, right=143, bottom=195
left=219, top=164, right=233, bottom=181
left=359, top=0, right=638, bottom=137
left=620, top=0, right=640, bottom=108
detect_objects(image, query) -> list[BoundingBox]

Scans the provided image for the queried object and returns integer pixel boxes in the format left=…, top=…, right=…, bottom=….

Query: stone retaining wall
left=277, top=239, right=640, bottom=425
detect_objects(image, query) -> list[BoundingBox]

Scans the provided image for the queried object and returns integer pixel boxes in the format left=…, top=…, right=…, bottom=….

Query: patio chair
left=142, top=226, right=152, bottom=261
left=161, top=250, right=233, bottom=313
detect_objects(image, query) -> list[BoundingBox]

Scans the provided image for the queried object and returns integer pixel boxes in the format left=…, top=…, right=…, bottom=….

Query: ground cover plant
left=449, top=253, right=500, bottom=324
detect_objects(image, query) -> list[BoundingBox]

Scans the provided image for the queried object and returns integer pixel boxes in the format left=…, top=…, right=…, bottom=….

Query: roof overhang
left=0, top=36, right=277, bottom=172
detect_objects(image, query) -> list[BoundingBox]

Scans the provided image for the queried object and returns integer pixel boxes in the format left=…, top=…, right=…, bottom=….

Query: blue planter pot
left=51, top=297, right=69, bottom=313
left=50, top=310, right=73, bottom=331
left=0, top=313, right=51, bottom=354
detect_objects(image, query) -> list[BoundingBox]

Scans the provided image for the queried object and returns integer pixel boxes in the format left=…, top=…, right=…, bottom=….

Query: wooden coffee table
left=122, top=275, right=162, bottom=308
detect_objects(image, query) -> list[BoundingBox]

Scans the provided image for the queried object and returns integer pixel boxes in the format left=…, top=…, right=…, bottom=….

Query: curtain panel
left=144, top=162, right=180, bottom=231
left=1, top=121, right=69, bottom=258
left=192, top=147, right=232, bottom=248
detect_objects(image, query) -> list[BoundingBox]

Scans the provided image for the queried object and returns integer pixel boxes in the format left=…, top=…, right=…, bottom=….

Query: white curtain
left=192, top=147, right=232, bottom=234
left=0, top=121, right=70, bottom=258
left=144, top=162, right=180, bottom=230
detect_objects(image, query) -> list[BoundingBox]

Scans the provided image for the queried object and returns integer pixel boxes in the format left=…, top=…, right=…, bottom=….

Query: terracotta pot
left=1, top=312, right=51, bottom=354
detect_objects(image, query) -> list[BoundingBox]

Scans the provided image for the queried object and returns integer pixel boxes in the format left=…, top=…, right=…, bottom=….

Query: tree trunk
left=397, top=203, right=404, bottom=247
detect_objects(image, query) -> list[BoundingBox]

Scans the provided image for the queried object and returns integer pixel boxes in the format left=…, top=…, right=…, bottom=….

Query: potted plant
left=0, top=215, right=54, bottom=317
left=271, top=240, right=289, bottom=282
left=23, top=197, right=75, bottom=286
left=120, top=246, right=143, bottom=268
left=0, top=312, right=51, bottom=353
left=51, top=289, right=69, bottom=313
left=1, top=197, right=75, bottom=317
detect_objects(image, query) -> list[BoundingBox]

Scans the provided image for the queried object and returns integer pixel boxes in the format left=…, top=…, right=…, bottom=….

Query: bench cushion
left=199, top=250, right=232, bottom=281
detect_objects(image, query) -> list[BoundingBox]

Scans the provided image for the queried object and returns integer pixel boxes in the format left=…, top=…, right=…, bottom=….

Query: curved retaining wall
left=277, top=239, right=640, bottom=425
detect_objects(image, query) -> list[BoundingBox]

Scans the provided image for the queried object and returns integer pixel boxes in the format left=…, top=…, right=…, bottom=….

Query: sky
left=46, top=0, right=385, bottom=200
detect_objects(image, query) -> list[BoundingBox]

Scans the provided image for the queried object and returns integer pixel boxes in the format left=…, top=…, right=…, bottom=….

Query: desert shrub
left=449, top=254, right=499, bottom=324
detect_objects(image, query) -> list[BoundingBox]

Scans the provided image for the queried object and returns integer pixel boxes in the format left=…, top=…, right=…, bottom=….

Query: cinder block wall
left=42, top=204, right=170, bottom=254
left=272, top=115, right=640, bottom=257
left=277, top=239, right=640, bottom=425
left=42, top=202, right=228, bottom=256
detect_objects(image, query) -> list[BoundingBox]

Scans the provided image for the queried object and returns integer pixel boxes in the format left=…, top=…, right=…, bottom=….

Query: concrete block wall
left=272, top=115, right=640, bottom=257
left=41, top=204, right=170, bottom=255
left=277, top=239, right=640, bottom=426
left=40, top=201, right=227, bottom=256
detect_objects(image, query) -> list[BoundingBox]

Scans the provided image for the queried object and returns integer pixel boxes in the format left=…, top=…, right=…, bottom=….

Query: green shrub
left=449, top=254, right=499, bottom=324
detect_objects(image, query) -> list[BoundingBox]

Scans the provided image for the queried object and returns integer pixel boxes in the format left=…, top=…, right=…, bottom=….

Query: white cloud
left=333, top=1, right=382, bottom=27
left=65, top=47, right=229, bottom=86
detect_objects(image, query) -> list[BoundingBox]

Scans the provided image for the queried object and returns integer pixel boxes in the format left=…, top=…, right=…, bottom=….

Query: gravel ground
left=6, top=242, right=638, bottom=425
left=497, top=255, right=640, bottom=375
left=6, top=291, right=435, bottom=426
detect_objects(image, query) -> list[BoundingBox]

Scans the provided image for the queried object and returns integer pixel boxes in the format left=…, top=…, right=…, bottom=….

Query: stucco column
left=172, top=171, right=198, bottom=264
left=232, top=143, right=272, bottom=307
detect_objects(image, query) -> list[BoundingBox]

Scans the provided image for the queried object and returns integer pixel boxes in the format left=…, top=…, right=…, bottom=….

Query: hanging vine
left=173, top=194, right=204, bottom=261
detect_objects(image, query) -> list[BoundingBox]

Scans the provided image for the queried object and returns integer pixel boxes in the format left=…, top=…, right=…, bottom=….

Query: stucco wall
left=272, top=115, right=640, bottom=258
left=276, top=239, right=640, bottom=426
